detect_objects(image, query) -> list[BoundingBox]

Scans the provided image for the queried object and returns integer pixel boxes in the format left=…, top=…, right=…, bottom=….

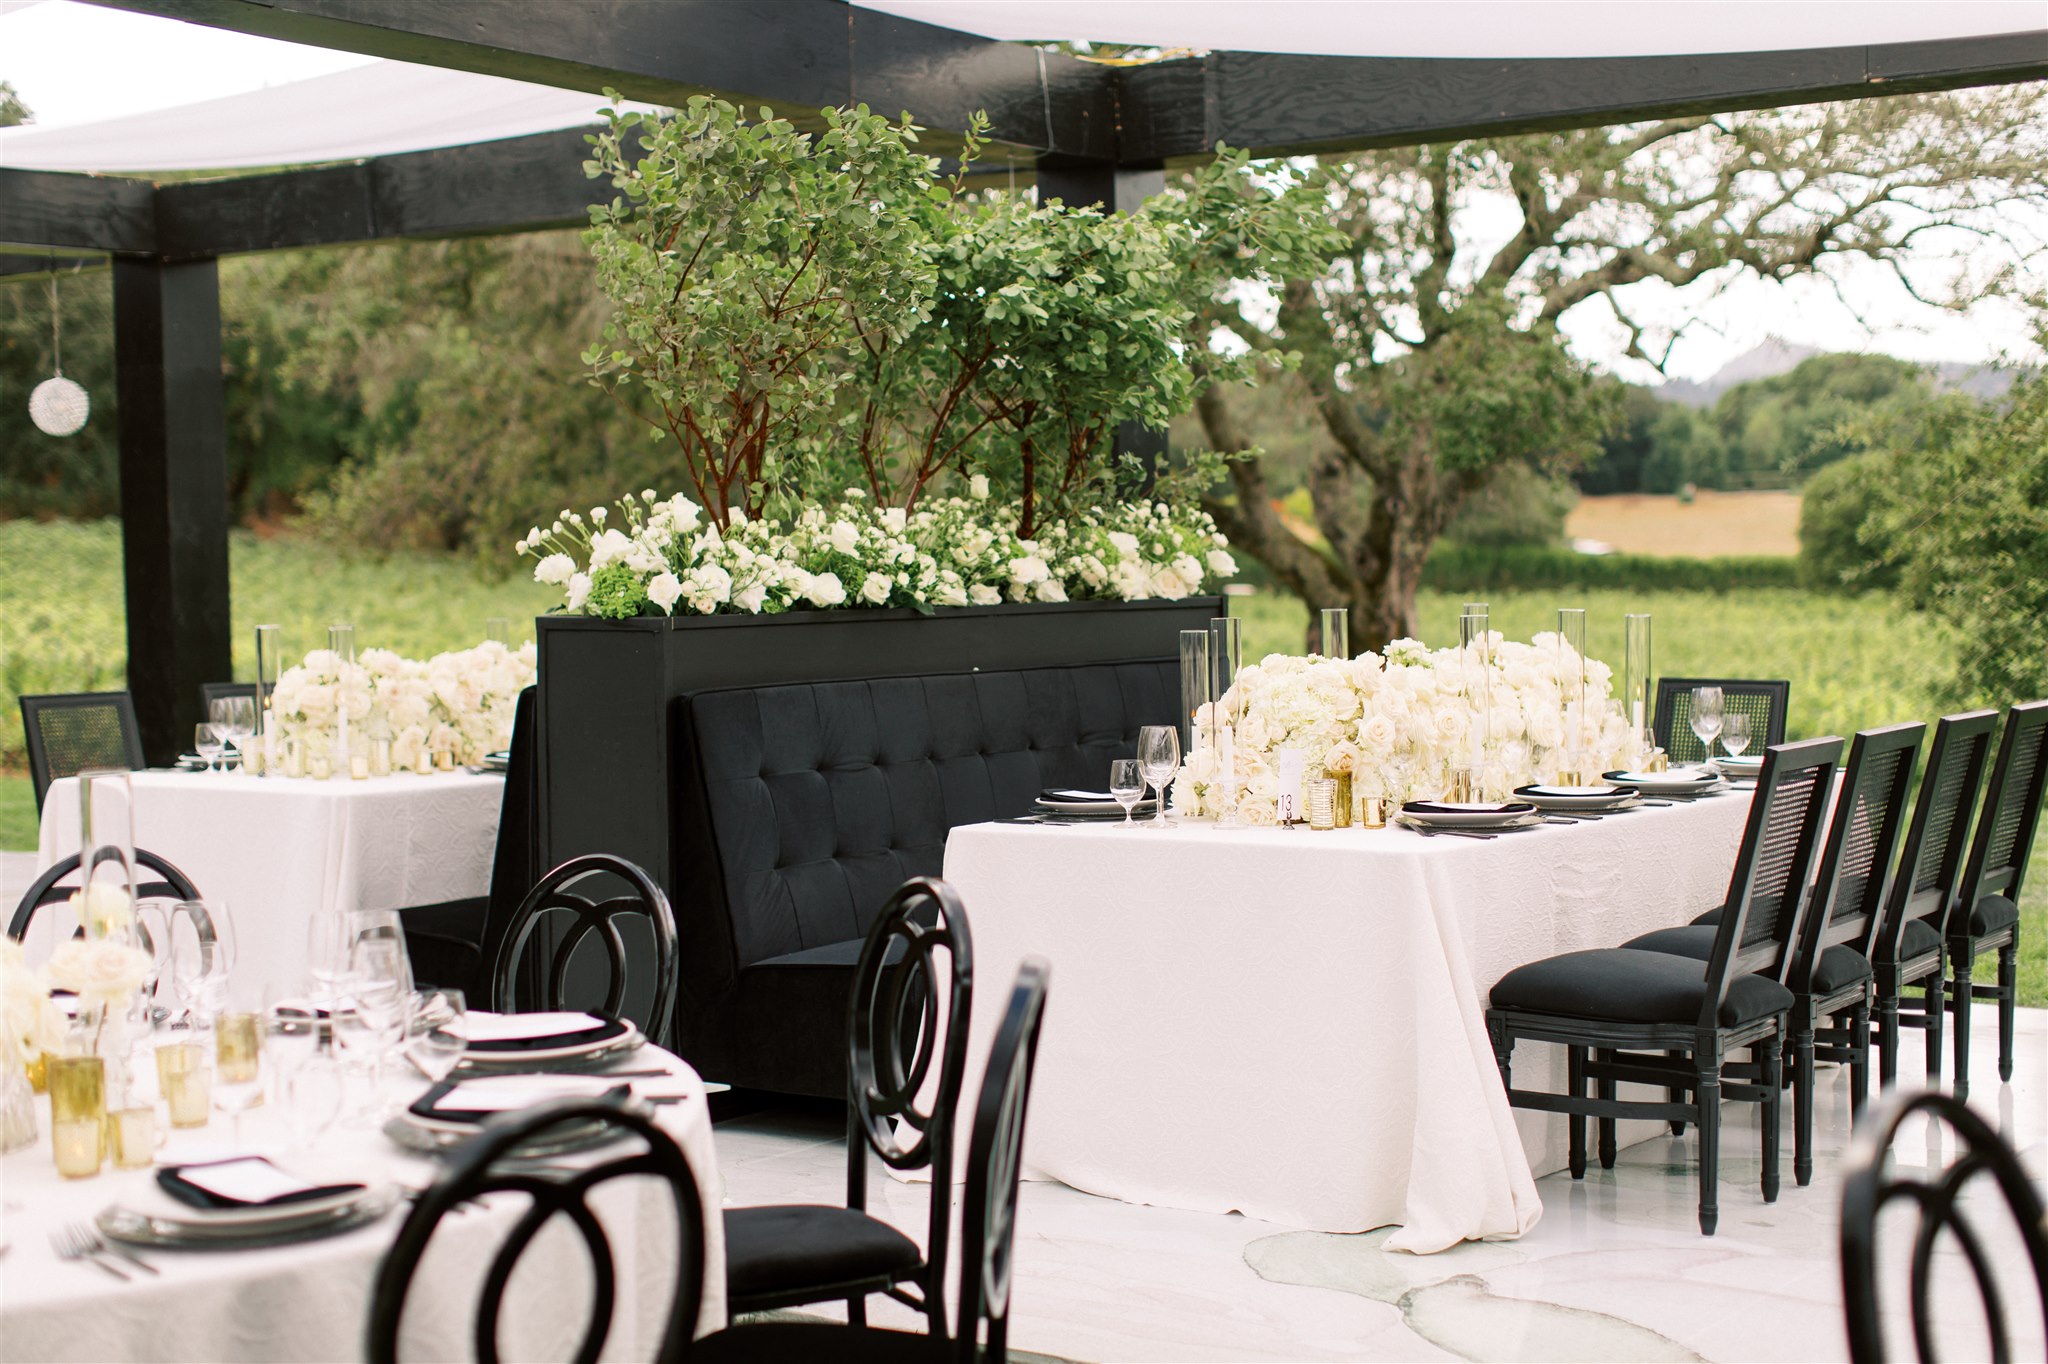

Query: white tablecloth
left=940, top=794, right=1754, bottom=1253
left=36, top=771, right=504, bottom=992
left=0, top=1046, right=724, bottom=1361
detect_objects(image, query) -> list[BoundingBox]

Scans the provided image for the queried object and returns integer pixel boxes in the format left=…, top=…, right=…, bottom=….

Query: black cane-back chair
left=1631, top=722, right=1924, bottom=1184
left=1655, top=678, right=1790, bottom=766
left=698, top=958, right=1050, bottom=1364
left=20, top=692, right=145, bottom=812
left=491, top=854, right=679, bottom=1048
left=199, top=681, right=260, bottom=714
left=1945, top=699, right=2048, bottom=1100
left=1839, top=1088, right=2048, bottom=1364
left=368, top=1097, right=706, bottom=1364
left=1488, top=737, right=1840, bottom=1235
left=721, top=876, right=973, bottom=1334
left=1869, top=710, right=2000, bottom=1091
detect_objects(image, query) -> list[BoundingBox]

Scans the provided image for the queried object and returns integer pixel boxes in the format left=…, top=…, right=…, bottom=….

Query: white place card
left=465, top=1011, right=608, bottom=1043
left=177, top=1157, right=328, bottom=1204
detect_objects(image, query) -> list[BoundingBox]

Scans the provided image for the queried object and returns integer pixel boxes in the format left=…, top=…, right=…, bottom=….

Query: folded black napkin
left=158, top=1158, right=365, bottom=1211
left=408, top=1077, right=632, bottom=1123
left=1402, top=800, right=1535, bottom=817
left=464, top=1015, right=629, bottom=1055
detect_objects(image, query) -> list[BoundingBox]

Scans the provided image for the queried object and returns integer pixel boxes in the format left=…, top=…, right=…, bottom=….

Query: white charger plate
left=1513, top=784, right=1642, bottom=811
left=1604, top=769, right=1727, bottom=795
left=100, top=1184, right=399, bottom=1247
left=460, top=1020, right=644, bottom=1067
left=1399, top=801, right=1540, bottom=828
left=1034, top=797, right=1156, bottom=815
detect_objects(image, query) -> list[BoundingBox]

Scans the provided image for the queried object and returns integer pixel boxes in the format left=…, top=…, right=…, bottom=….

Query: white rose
left=860, top=571, right=893, bottom=605
left=43, top=937, right=152, bottom=1003
left=1360, top=713, right=1399, bottom=752
left=1035, top=578, right=1067, bottom=603
left=733, top=581, right=769, bottom=614
left=806, top=572, right=846, bottom=608
left=1008, top=555, right=1050, bottom=586
left=969, top=473, right=991, bottom=500
left=566, top=573, right=593, bottom=611
left=646, top=571, right=684, bottom=614
left=968, top=584, right=1002, bottom=607
left=1206, top=548, right=1237, bottom=577
left=828, top=521, right=860, bottom=554
left=587, top=528, right=634, bottom=570
left=1107, top=531, right=1140, bottom=557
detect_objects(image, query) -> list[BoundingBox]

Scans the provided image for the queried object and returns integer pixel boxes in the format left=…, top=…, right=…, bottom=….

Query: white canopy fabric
left=856, top=0, right=2048, bottom=60
left=0, top=60, right=620, bottom=173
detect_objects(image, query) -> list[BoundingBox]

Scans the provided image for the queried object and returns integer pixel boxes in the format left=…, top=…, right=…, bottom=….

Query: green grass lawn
left=0, top=518, right=2037, bottom=1007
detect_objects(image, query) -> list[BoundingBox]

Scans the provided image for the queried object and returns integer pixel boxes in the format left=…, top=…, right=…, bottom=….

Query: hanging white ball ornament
left=29, top=376, right=89, bottom=436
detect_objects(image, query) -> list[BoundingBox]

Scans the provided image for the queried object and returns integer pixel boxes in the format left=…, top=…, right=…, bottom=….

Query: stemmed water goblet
left=335, top=932, right=411, bottom=1121
left=1721, top=713, right=1751, bottom=762
left=405, top=989, right=468, bottom=1084
left=1689, top=686, right=1725, bottom=770
left=1136, top=726, right=1180, bottom=828
left=194, top=722, right=225, bottom=774
left=210, top=696, right=256, bottom=770
left=1109, top=759, right=1146, bottom=829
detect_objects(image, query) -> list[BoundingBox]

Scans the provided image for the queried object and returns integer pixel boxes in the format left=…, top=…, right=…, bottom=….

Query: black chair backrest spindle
left=368, top=1098, right=704, bottom=1364
left=844, top=875, right=974, bottom=1335
left=1655, top=678, right=1790, bottom=766
left=1871, top=710, right=1999, bottom=962
left=1839, top=1088, right=2048, bottom=1364
left=491, top=855, right=678, bottom=1048
left=1950, top=700, right=2048, bottom=932
left=954, top=959, right=1050, bottom=1364
left=1701, top=737, right=1841, bottom=1013
left=20, top=692, right=145, bottom=812
left=1797, top=723, right=1923, bottom=991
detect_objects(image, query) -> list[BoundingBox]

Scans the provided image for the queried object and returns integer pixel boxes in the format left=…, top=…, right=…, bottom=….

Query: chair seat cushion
left=1877, top=916, right=1942, bottom=963
left=1625, top=925, right=1873, bottom=997
left=1965, top=894, right=2020, bottom=938
left=1690, top=905, right=1724, bottom=927
left=723, top=1205, right=923, bottom=1304
left=1491, top=948, right=1794, bottom=1028
left=695, top=1320, right=946, bottom=1364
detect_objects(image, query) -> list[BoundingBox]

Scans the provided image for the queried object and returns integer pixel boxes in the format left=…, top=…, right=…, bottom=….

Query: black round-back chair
left=1840, top=1088, right=2048, bottom=1363
left=9, top=848, right=201, bottom=943
left=368, top=1098, right=706, bottom=1364
left=492, top=854, right=679, bottom=1048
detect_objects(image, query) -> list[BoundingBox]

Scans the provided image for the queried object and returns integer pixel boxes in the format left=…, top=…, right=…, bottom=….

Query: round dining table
left=0, top=1040, right=725, bottom=1363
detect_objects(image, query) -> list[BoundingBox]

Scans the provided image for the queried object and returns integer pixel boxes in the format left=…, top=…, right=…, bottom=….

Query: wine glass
left=405, top=989, right=468, bottom=1083
left=1136, top=725, right=1180, bottom=828
left=212, top=1010, right=264, bottom=1144
left=1109, top=759, right=1146, bottom=829
left=1689, top=686, right=1725, bottom=769
left=304, top=913, right=352, bottom=1009
left=1721, top=713, right=1752, bottom=761
left=194, top=722, right=225, bottom=774
left=167, top=899, right=234, bottom=1022
left=210, top=696, right=256, bottom=770
left=285, top=1054, right=345, bottom=1151
left=339, top=934, right=411, bottom=1117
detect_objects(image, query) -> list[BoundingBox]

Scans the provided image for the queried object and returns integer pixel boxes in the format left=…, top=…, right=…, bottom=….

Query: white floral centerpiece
left=516, top=484, right=1235, bottom=619
left=270, top=640, right=536, bottom=774
left=1, top=939, right=64, bottom=1071
left=1176, top=632, right=1634, bottom=822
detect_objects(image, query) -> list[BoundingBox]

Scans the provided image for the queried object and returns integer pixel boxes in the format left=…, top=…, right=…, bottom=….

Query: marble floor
left=715, top=1004, right=2046, bottom=1363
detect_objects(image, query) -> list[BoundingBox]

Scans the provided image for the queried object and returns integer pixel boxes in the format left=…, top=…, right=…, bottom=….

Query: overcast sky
left=3, top=0, right=2041, bottom=383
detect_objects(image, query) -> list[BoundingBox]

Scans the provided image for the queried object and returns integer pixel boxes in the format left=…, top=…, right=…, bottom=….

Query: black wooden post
left=1034, top=156, right=1170, bottom=488
left=113, top=256, right=232, bottom=766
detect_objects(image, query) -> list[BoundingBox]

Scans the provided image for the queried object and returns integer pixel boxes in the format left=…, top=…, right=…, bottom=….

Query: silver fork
left=75, top=1220, right=157, bottom=1275
left=50, top=1223, right=129, bottom=1280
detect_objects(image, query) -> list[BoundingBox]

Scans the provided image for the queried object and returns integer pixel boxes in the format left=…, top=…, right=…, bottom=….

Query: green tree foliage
left=1796, top=448, right=1904, bottom=591
left=1196, top=87, right=2048, bottom=650
left=0, top=79, right=29, bottom=127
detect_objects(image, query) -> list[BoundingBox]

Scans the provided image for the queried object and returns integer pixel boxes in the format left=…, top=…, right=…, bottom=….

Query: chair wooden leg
left=1948, top=952, right=1971, bottom=1101
left=1998, top=939, right=2017, bottom=1084
left=1666, top=1048, right=1687, bottom=1135
left=1923, top=972, right=1945, bottom=1090
left=1567, top=1046, right=1587, bottom=1180
left=1596, top=1048, right=1617, bottom=1170
left=1761, top=1039, right=1782, bottom=1204
left=1792, top=1023, right=1814, bottom=1188
left=1849, top=1003, right=1870, bottom=1127
left=1696, top=1061, right=1722, bottom=1236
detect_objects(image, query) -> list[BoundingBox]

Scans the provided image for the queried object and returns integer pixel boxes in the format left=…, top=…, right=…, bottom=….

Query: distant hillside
left=1654, top=338, right=2023, bottom=407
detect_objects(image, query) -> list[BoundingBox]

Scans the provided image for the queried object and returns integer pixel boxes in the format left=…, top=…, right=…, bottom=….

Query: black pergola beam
left=0, top=169, right=156, bottom=254
left=86, top=0, right=1117, bottom=160
left=113, top=256, right=232, bottom=766
left=1118, top=29, right=2048, bottom=160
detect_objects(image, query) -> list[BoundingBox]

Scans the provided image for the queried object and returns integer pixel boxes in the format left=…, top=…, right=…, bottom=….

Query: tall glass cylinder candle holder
left=1459, top=612, right=1492, bottom=772
left=1178, top=631, right=1212, bottom=768
left=1209, top=616, right=1245, bottom=827
left=78, top=769, right=138, bottom=942
left=1556, top=607, right=1588, bottom=756
left=328, top=624, right=356, bottom=771
left=1623, top=612, right=1654, bottom=760
left=252, top=624, right=283, bottom=775
left=484, top=616, right=510, bottom=645
left=1318, top=608, right=1349, bottom=660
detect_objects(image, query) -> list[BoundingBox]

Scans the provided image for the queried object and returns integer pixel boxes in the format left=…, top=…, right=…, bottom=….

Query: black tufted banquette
left=672, top=659, right=1174, bottom=1096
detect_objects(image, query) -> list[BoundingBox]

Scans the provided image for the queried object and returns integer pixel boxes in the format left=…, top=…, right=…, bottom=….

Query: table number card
left=1277, top=749, right=1304, bottom=824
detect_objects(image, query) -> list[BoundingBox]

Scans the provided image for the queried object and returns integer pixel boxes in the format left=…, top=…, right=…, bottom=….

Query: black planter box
left=534, top=596, right=1224, bottom=903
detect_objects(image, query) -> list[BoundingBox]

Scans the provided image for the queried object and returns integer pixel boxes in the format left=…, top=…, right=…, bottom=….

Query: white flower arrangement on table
left=515, top=484, right=1237, bottom=619
left=270, top=639, right=536, bottom=772
left=0, top=939, right=65, bottom=1067
left=1174, top=632, right=1633, bottom=822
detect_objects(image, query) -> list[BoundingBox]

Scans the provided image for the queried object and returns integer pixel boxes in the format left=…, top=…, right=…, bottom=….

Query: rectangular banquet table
left=36, top=770, right=504, bottom=992
left=939, top=792, right=1755, bottom=1253
left=0, top=1044, right=724, bottom=1362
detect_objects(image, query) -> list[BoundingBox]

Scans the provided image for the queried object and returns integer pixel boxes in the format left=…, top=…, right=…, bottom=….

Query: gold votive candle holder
left=309, top=752, right=332, bottom=781
left=216, top=1012, right=262, bottom=1086
left=350, top=752, right=370, bottom=780
left=1305, top=778, right=1337, bottom=830
left=1646, top=748, right=1668, bottom=773
left=414, top=748, right=434, bottom=776
left=1331, top=771, right=1354, bottom=828
left=242, top=743, right=265, bottom=777
left=155, top=1041, right=211, bottom=1129
left=48, top=1056, right=105, bottom=1178
left=1448, top=767, right=1477, bottom=803
left=27, top=1051, right=49, bottom=1094
left=1555, top=766, right=1584, bottom=788
left=108, top=1106, right=158, bottom=1169
left=1361, top=794, right=1389, bottom=829
left=371, top=738, right=393, bottom=777
left=435, top=749, right=455, bottom=772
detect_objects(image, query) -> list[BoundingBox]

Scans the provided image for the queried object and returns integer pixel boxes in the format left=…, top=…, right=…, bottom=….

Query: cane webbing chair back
left=1711, top=737, right=1841, bottom=998
left=1874, top=711, right=1999, bottom=960
left=1655, top=678, right=1790, bottom=766
left=1799, top=723, right=1923, bottom=980
left=1953, top=700, right=2048, bottom=923
left=20, top=692, right=144, bottom=812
